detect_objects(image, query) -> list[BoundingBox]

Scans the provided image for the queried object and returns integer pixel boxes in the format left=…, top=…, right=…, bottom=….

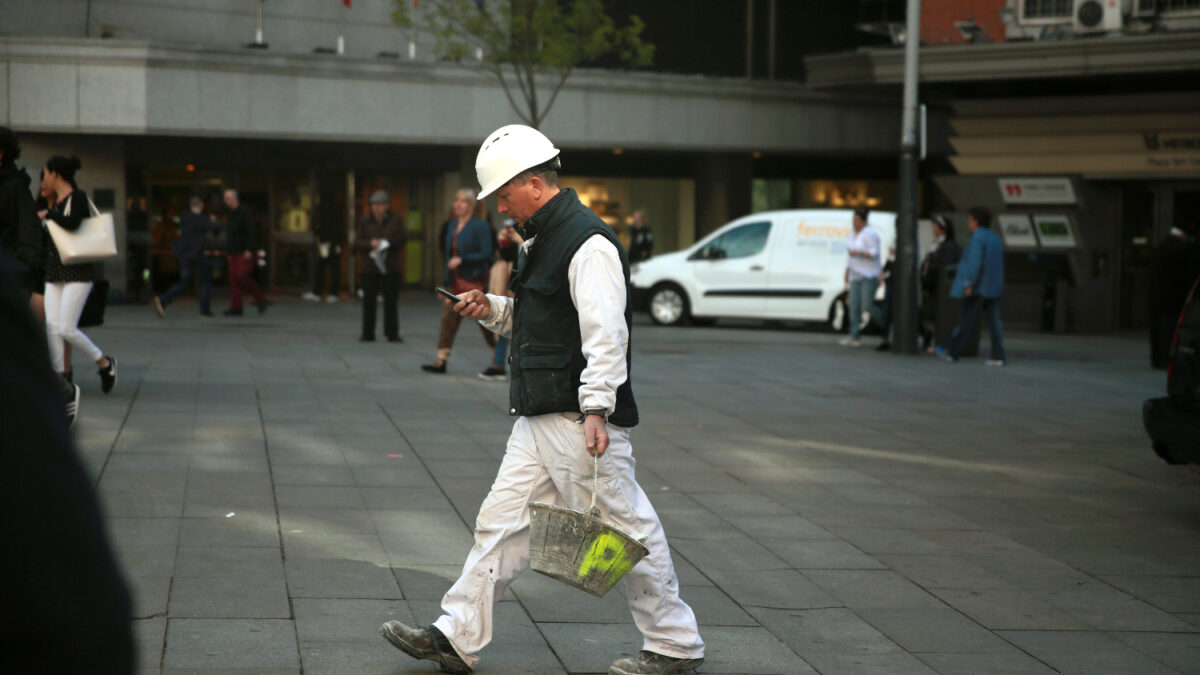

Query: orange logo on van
left=796, top=222, right=850, bottom=239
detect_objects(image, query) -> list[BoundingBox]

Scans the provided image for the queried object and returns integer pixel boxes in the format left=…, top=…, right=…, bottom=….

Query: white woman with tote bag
left=39, top=155, right=118, bottom=397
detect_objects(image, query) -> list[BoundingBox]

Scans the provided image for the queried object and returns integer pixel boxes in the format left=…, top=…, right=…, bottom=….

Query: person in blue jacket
left=421, top=188, right=494, bottom=373
left=938, top=206, right=1007, bottom=366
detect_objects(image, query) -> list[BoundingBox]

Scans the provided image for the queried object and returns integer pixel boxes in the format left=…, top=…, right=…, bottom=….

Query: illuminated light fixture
left=186, top=164, right=196, bottom=172
left=752, top=152, right=762, bottom=159
left=612, top=148, right=624, bottom=155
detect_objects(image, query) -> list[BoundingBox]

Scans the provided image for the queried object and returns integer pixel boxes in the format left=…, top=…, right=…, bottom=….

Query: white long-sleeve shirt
left=846, top=225, right=882, bottom=281
left=480, top=234, right=629, bottom=417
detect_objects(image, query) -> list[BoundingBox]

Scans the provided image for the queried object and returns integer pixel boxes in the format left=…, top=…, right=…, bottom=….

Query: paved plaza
left=69, top=295, right=1200, bottom=674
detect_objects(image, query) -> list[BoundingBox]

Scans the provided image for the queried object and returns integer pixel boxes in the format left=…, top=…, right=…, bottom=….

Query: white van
left=629, top=209, right=896, bottom=327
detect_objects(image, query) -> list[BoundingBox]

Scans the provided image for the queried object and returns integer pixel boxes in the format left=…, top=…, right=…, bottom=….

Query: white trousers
left=433, top=414, right=704, bottom=669
left=44, top=281, right=103, bottom=373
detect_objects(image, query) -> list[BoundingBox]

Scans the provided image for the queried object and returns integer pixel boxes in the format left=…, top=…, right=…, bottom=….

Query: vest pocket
left=518, top=346, right=575, bottom=414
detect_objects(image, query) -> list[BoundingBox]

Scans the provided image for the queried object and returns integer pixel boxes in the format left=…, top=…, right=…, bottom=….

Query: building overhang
left=805, top=32, right=1200, bottom=89
left=0, top=37, right=901, bottom=157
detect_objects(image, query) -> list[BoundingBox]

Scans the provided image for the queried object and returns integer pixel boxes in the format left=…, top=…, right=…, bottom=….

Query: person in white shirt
left=840, top=207, right=886, bottom=347
left=378, top=125, right=704, bottom=675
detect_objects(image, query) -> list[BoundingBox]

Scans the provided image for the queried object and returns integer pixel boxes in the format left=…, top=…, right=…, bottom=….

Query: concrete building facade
left=1, top=0, right=900, bottom=299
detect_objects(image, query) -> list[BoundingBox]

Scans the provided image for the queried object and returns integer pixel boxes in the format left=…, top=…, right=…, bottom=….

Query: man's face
left=968, top=216, right=979, bottom=232
left=370, top=202, right=388, bottom=221
left=852, top=214, right=865, bottom=232
left=632, top=211, right=644, bottom=227
left=223, top=191, right=237, bottom=209
left=494, top=178, right=541, bottom=226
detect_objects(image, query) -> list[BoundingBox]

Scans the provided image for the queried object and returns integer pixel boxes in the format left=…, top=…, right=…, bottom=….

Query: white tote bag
left=45, top=192, right=118, bottom=264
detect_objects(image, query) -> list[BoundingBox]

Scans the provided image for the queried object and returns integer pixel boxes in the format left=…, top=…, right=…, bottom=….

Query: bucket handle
left=588, top=451, right=601, bottom=518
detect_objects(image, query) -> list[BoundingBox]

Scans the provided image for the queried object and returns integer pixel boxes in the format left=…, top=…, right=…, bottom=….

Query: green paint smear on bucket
left=578, top=531, right=635, bottom=584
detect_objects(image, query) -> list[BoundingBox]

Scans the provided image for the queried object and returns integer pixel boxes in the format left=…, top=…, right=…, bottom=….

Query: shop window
left=273, top=169, right=314, bottom=289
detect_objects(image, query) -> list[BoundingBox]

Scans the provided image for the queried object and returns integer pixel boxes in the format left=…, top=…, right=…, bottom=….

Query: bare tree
left=393, top=0, right=654, bottom=129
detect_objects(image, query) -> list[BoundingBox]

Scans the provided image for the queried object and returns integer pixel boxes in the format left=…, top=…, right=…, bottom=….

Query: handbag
left=78, top=278, right=110, bottom=328
left=45, top=193, right=118, bottom=264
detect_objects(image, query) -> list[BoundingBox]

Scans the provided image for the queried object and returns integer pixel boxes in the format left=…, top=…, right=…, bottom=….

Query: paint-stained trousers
left=432, top=414, right=704, bottom=669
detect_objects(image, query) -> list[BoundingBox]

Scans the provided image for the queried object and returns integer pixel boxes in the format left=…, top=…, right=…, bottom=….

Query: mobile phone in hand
left=436, top=287, right=466, bottom=304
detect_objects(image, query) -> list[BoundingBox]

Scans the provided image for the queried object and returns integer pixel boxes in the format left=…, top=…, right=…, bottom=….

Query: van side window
left=698, top=221, right=771, bottom=260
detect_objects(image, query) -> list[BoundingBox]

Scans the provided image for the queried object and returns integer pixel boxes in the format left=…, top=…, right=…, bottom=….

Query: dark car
left=1144, top=275, right=1200, bottom=464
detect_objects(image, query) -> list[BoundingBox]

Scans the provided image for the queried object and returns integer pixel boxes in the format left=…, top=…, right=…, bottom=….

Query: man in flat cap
left=355, top=190, right=405, bottom=342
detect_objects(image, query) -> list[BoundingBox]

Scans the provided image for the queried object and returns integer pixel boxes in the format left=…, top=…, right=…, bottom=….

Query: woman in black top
left=38, top=156, right=118, bottom=393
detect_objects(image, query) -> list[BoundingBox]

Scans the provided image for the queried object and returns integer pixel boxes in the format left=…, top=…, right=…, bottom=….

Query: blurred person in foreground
left=0, top=252, right=134, bottom=673
left=380, top=125, right=704, bottom=675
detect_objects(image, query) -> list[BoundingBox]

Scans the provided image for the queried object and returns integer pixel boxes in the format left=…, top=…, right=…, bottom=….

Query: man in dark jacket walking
left=378, top=125, right=704, bottom=675
left=354, top=190, right=405, bottom=342
left=0, top=127, right=44, bottom=295
left=222, top=188, right=269, bottom=316
left=154, top=196, right=218, bottom=317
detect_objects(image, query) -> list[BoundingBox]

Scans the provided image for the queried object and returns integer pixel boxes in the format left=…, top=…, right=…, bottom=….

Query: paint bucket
left=527, top=454, right=649, bottom=597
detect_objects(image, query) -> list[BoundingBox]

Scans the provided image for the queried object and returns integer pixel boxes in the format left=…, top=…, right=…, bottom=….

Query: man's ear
left=527, top=175, right=544, bottom=201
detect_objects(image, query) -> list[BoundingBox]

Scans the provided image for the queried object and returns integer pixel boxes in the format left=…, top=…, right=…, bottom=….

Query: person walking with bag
left=420, top=188, right=494, bottom=373
left=154, top=196, right=217, bottom=318
left=38, top=156, right=117, bottom=395
left=382, top=125, right=704, bottom=675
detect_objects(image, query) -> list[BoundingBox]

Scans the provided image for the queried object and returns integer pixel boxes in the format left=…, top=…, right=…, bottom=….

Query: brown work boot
left=609, top=650, right=704, bottom=675
left=379, top=621, right=471, bottom=673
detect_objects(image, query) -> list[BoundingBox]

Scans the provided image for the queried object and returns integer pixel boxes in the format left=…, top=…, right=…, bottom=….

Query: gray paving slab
left=164, top=619, right=300, bottom=670
left=999, top=630, right=1180, bottom=675
left=70, top=302, right=1200, bottom=673
left=168, top=574, right=291, bottom=618
left=914, top=649, right=1060, bottom=675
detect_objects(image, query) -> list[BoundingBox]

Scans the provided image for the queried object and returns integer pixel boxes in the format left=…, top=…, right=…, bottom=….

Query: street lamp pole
left=893, top=0, right=922, bottom=355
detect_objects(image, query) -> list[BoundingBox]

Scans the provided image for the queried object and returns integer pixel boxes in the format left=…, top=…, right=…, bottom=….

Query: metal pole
left=893, top=0, right=922, bottom=355
left=256, top=0, right=264, bottom=44
left=338, top=2, right=345, bottom=54
left=767, top=0, right=776, bottom=81
left=409, top=1, right=417, bottom=60
left=745, top=0, right=754, bottom=79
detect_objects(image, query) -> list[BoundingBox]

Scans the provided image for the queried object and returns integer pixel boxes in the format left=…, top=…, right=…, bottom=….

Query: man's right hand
left=452, top=289, right=491, bottom=320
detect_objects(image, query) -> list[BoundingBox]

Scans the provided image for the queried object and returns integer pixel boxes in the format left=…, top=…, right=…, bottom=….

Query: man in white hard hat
left=380, top=125, right=705, bottom=675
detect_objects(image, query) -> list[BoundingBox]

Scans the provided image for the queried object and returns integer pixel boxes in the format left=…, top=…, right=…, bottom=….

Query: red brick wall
left=922, top=0, right=1008, bottom=45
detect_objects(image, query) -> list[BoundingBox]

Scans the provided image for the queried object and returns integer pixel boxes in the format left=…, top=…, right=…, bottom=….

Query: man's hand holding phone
left=437, top=287, right=491, bottom=320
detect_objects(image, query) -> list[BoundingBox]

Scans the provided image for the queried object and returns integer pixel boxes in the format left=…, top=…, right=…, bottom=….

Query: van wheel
left=828, top=293, right=849, bottom=333
left=649, top=284, right=689, bottom=326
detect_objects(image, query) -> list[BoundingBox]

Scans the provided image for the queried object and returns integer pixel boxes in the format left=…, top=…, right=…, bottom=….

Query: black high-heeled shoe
left=420, top=360, right=447, bottom=374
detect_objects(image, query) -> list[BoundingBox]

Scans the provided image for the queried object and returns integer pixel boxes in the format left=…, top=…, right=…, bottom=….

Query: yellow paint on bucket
left=578, top=530, right=636, bottom=582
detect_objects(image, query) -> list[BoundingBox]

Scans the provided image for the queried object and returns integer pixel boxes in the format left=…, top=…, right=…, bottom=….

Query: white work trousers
left=44, top=281, right=103, bottom=373
left=432, top=413, right=704, bottom=669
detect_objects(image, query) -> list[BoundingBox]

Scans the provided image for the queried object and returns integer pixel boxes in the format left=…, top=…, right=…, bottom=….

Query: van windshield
left=699, top=221, right=770, bottom=260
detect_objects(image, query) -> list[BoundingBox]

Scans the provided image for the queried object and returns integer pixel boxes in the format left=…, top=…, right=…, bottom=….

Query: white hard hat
left=475, top=124, right=560, bottom=199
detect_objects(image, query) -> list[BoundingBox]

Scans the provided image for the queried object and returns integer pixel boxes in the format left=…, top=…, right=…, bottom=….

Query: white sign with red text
left=998, top=177, right=1077, bottom=205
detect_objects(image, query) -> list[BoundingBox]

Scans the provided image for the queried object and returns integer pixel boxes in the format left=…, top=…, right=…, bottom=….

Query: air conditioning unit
left=1073, top=0, right=1123, bottom=34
